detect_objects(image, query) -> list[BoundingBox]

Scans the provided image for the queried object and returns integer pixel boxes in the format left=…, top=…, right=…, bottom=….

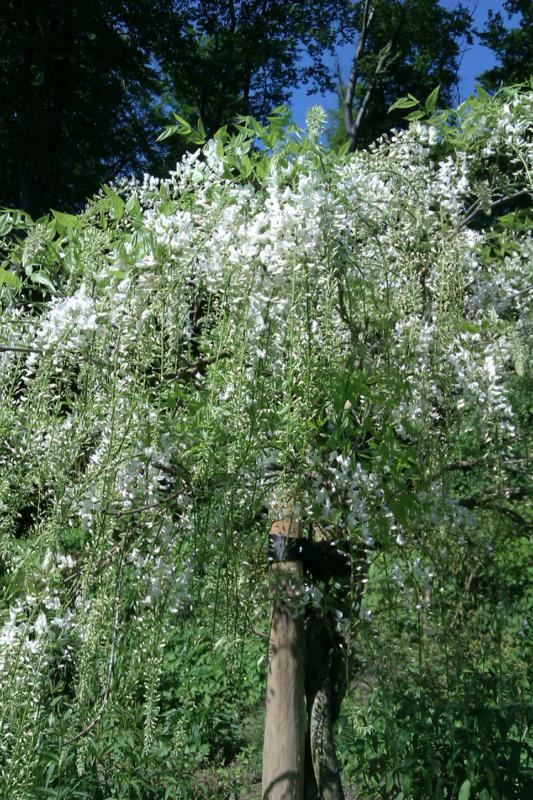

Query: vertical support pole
left=262, top=510, right=306, bottom=800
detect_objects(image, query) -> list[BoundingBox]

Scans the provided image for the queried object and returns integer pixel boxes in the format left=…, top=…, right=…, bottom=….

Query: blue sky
left=290, top=1, right=515, bottom=128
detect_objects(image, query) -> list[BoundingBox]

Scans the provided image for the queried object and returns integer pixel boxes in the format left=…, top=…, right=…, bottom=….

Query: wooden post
left=262, top=510, right=306, bottom=800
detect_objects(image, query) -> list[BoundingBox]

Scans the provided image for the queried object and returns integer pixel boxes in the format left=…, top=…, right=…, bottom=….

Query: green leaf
left=0, top=213, right=13, bottom=237
left=158, top=114, right=205, bottom=145
left=0, top=267, right=21, bottom=288
left=125, top=192, right=141, bottom=218
left=338, top=139, right=352, bottom=157
left=255, top=155, right=270, bottom=180
left=269, top=104, right=291, bottom=122
left=459, top=321, right=483, bottom=334
left=425, top=85, right=440, bottom=113
left=389, top=96, right=420, bottom=112
left=51, top=209, right=81, bottom=229
left=240, top=155, right=253, bottom=177
left=214, top=125, right=228, bottom=146
left=406, top=110, right=427, bottom=121
left=156, top=125, right=180, bottom=142
left=8, top=209, right=32, bottom=228
left=458, top=779, right=471, bottom=800
left=475, top=84, right=491, bottom=102
left=103, top=186, right=125, bottom=220
left=187, top=131, right=206, bottom=145
left=172, top=113, right=192, bottom=131
left=30, top=271, right=56, bottom=293
left=197, top=117, right=207, bottom=140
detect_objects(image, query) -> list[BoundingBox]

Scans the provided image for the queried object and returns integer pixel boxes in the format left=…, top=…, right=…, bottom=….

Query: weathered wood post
left=262, top=506, right=306, bottom=800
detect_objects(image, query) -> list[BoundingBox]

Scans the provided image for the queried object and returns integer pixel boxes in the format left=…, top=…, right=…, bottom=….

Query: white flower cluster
left=0, top=88, right=530, bottom=772
left=0, top=584, right=73, bottom=672
left=31, top=285, right=98, bottom=356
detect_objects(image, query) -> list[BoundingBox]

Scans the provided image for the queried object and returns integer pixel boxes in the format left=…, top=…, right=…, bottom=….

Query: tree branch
left=228, top=0, right=237, bottom=33
left=458, top=495, right=531, bottom=531
left=0, top=344, right=42, bottom=354
left=344, top=0, right=374, bottom=141
left=349, top=41, right=392, bottom=151
left=103, top=490, right=183, bottom=518
left=162, top=350, right=231, bottom=381
left=458, top=188, right=530, bottom=230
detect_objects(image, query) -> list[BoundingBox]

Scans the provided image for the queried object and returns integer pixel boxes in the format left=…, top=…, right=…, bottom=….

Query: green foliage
left=477, top=2, right=533, bottom=89
left=337, top=531, right=532, bottom=798
left=0, top=87, right=531, bottom=799
left=3, top=0, right=531, bottom=220
left=0, top=0, right=167, bottom=217
left=329, top=0, right=473, bottom=149
left=0, top=0, right=385, bottom=216
left=152, top=1, right=347, bottom=138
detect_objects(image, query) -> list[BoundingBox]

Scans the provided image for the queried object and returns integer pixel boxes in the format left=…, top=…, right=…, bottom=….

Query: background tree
left=0, top=0, right=350, bottom=216
left=333, top=0, right=473, bottom=150
left=0, top=0, right=169, bottom=218
left=477, top=0, right=533, bottom=89
left=151, top=0, right=350, bottom=172
left=2, top=0, right=531, bottom=219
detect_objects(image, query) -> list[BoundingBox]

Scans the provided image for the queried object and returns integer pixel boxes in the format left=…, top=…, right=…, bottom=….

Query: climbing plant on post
left=0, top=89, right=530, bottom=798
left=262, top=504, right=306, bottom=800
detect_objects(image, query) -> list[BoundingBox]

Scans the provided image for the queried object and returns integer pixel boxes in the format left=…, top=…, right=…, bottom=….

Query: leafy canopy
left=477, top=1, right=533, bottom=89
